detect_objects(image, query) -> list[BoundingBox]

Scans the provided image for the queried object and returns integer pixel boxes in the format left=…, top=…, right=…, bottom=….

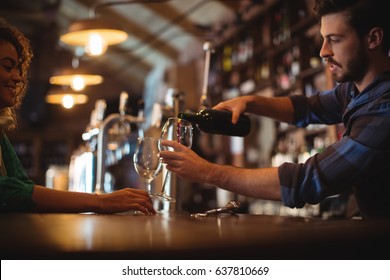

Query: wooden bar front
left=1, top=213, right=389, bottom=259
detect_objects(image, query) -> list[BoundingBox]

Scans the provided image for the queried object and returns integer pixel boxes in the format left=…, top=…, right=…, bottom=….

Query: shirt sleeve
left=279, top=81, right=390, bottom=209
left=0, top=134, right=35, bottom=212
left=289, top=84, right=348, bottom=127
left=279, top=134, right=390, bottom=208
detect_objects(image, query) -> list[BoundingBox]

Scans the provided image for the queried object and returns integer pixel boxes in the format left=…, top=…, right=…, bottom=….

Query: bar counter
left=1, top=212, right=389, bottom=259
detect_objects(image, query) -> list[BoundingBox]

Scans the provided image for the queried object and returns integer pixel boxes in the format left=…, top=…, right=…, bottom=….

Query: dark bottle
left=178, top=109, right=251, bottom=137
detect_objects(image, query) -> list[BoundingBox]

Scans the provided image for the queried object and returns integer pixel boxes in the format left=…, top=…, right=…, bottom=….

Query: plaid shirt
left=279, top=71, right=390, bottom=218
left=0, top=133, right=35, bottom=212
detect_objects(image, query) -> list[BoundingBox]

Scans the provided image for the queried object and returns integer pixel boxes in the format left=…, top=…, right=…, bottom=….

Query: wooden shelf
left=208, top=0, right=334, bottom=167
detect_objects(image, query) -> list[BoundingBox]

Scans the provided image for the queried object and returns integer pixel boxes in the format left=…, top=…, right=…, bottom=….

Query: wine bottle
left=178, top=109, right=251, bottom=137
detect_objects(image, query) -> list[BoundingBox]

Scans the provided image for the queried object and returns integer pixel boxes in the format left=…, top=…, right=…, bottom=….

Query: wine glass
left=133, top=137, right=163, bottom=195
left=155, top=117, right=193, bottom=202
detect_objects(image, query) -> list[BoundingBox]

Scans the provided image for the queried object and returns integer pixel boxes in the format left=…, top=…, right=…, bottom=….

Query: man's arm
left=160, top=140, right=281, bottom=201
left=213, top=95, right=295, bottom=124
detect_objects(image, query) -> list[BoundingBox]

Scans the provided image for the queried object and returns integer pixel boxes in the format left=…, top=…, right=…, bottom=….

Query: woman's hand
left=97, top=188, right=156, bottom=214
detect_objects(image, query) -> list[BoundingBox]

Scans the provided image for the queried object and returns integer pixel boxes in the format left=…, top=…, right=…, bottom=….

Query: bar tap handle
left=199, top=41, right=214, bottom=110
left=119, top=91, right=128, bottom=116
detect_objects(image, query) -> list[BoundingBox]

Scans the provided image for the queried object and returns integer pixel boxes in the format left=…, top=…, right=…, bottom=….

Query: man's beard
left=332, top=43, right=368, bottom=84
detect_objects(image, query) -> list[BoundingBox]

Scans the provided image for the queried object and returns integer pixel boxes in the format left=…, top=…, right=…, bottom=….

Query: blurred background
left=1, top=0, right=245, bottom=181
left=0, top=0, right=350, bottom=218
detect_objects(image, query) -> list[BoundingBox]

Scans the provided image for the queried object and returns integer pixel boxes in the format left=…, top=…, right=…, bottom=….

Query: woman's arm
left=31, top=185, right=156, bottom=214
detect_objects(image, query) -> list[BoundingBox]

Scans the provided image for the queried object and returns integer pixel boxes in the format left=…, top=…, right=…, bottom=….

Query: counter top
left=1, top=212, right=389, bottom=259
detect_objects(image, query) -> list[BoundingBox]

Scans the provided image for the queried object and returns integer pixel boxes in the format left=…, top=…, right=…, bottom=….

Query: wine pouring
left=157, top=117, right=193, bottom=202
left=178, top=109, right=251, bottom=137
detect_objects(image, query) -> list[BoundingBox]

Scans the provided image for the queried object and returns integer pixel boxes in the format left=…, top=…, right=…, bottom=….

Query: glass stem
left=161, top=170, right=171, bottom=195
left=146, top=180, right=152, bottom=193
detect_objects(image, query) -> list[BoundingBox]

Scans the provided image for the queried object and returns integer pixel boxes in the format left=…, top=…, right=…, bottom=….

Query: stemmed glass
left=133, top=137, right=163, bottom=195
left=155, top=117, right=193, bottom=202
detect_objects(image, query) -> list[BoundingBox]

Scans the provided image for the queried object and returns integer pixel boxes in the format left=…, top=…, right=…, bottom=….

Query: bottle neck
left=178, top=112, right=198, bottom=123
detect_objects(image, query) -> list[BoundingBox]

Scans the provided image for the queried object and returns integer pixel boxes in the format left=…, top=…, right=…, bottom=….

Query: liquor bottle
left=178, top=108, right=251, bottom=137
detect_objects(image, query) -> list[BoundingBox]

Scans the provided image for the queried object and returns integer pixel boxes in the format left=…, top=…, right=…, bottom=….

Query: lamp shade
left=49, top=68, right=103, bottom=91
left=60, top=18, right=128, bottom=56
left=46, top=88, right=88, bottom=109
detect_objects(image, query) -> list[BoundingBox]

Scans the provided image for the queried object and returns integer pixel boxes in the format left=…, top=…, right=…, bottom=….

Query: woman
left=0, top=17, right=155, bottom=214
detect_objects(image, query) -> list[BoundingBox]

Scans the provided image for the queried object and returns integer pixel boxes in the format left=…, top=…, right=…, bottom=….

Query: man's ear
left=367, top=27, right=383, bottom=50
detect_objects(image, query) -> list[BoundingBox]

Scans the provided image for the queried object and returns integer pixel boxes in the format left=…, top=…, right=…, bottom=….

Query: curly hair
left=0, top=17, right=33, bottom=130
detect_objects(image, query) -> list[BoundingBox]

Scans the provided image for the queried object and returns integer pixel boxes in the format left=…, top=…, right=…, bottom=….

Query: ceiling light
left=49, top=68, right=103, bottom=91
left=45, top=88, right=89, bottom=109
left=59, top=1, right=170, bottom=57
left=60, top=18, right=128, bottom=56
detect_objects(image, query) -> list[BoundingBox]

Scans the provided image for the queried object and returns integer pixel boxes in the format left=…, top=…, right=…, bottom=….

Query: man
left=160, top=0, right=390, bottom=219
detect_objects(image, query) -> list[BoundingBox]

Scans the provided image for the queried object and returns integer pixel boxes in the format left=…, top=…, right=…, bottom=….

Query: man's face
left=319, top=12, right=368, bottom=84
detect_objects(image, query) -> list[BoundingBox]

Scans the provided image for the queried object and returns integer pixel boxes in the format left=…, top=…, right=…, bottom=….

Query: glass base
left=151, top=195, right=176, bottom=214
left=150, top=192, right=176, bottom=203
left=116, top=210, right=148, bottom=215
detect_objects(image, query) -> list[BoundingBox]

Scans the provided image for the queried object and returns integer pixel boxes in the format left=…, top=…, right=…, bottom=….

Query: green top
left=0, top=132, right=35, bottom=212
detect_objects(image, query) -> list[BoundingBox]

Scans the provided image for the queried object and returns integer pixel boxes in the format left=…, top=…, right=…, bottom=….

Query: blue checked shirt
left=279, top=71, right=390, bottom=218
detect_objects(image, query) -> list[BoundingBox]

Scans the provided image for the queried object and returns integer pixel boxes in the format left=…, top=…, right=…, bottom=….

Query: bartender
left=160, top=0, right=390, bottom=219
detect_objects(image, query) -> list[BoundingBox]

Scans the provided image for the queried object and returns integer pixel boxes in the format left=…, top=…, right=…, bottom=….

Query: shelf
left=290, top=16, right=317, bottom=35
left=299, top=66, right=324, bottom=79
left=205, top=0, right=334, bottom=171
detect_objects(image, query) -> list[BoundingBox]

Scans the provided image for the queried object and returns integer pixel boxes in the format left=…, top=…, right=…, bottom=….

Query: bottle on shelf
left=178, top=108, right=251, bottom=137
left=222, top=45, right=233, bottom=72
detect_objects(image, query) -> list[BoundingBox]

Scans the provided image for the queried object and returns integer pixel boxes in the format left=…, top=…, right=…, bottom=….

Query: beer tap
left=199, top=41, right=214, bottom=110
left=95, top=92, right=144, bottom=194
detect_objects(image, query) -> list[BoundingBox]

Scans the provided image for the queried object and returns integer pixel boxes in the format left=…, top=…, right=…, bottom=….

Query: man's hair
left=314, top=0, right=389, bottom=55
left=0, top=17, right=33, bottom=130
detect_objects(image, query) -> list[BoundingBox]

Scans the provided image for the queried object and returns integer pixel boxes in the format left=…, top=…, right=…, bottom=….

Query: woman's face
left=0, top=41, right=21, bottom=109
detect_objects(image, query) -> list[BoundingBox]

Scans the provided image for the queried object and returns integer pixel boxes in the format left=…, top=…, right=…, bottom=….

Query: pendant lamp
left=58, top=0, right=169, bottom=56
left=49, top=67, right=103, bottom=92
left=60, top=18, right=128, bottom=56
left=45, top=88, right=88, bottom=109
